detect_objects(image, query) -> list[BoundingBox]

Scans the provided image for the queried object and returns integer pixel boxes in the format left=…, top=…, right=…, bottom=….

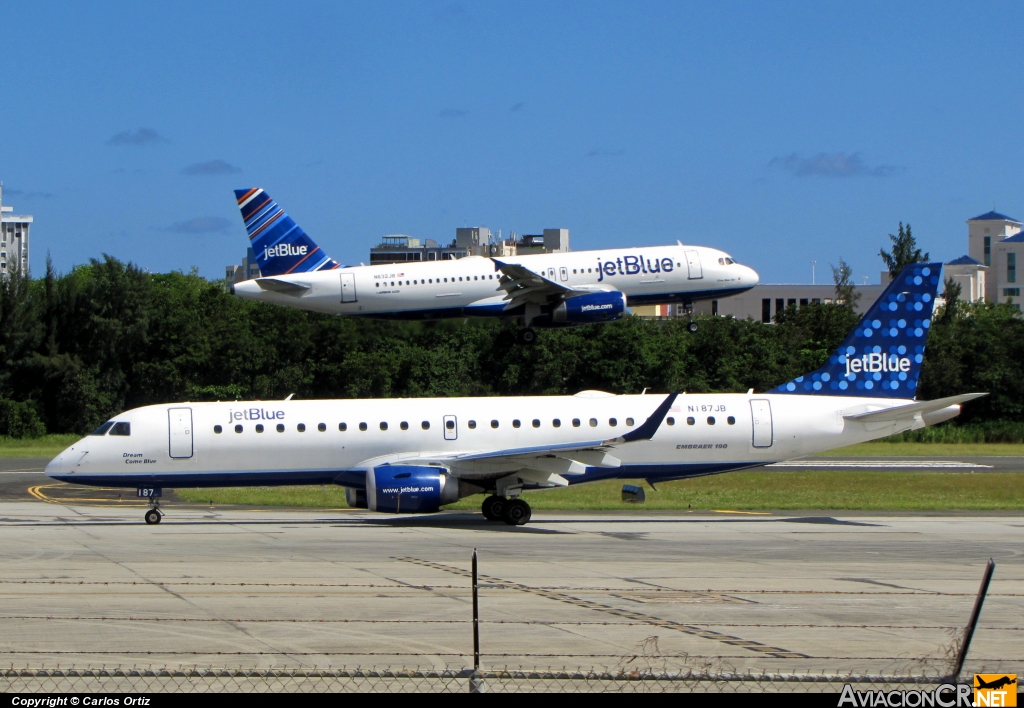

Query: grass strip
left=177, top=471, right=1024, bottom=511
left=0, top=435, right=80, bottom=459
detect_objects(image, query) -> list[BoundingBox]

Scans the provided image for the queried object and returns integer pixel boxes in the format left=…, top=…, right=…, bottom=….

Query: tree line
left=0, top=241, right=1020, bottom=437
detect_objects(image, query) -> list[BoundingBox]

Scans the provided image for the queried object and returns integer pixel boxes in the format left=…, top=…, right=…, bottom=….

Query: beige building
left=967, top=211, right=1021, bottom=303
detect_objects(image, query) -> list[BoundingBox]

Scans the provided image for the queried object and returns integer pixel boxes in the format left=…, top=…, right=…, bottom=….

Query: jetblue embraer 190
left=228, top=188, right=758, bottom=342
left=47, top=263, right=984, bottom=526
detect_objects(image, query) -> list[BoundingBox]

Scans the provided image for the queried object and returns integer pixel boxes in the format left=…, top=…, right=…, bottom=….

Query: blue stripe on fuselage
left=48, top=461, right=768, bottom=491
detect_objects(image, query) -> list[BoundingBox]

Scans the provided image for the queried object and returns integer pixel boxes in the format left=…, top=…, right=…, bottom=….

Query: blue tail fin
left=771, top=262, right=943, bottom=399
left=233, top=189, right=341, bottom=276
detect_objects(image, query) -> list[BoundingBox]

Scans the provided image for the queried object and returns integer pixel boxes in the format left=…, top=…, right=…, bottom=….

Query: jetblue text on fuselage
left=263, top=244, right=308, bottom=259
left=596, top=255, right=675, bottom=282
left=228, top=408, right=286, bottom=423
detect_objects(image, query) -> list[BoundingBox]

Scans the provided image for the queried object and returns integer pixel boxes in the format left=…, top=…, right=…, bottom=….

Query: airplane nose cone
left=742, top=265, right=760, bottom=286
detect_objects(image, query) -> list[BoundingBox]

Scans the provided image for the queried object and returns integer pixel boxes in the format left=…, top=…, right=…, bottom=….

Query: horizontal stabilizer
left=255, top=278, right=311, bottom=295
left=843, top=393, right=987, bottom=423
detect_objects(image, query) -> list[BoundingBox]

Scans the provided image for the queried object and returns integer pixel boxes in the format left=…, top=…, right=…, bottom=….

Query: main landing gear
left=144, top=502, right=162, bottom=525
left=481, top=495, right=532, bottom=526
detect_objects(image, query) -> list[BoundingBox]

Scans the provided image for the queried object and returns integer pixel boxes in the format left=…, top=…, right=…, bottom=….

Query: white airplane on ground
left=47, top=263, right=983, bottom=526
left=228, top=188, right=758, bottom=342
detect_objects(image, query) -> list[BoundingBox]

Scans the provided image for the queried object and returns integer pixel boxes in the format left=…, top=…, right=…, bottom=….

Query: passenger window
left=110, top=422, right=131, bottom=436
left=401, top=421, right=409, bottom=430
left=707, top=416, right=715, bottom=425
left=255, top=424, right=264, bottom=433
left=214, top=425, right=223, bottom=434
left=552, top=419, right=561, bottom=428
left=666, top=417, right=675, bottom=426
left=380, top=422, right=388, bottom=431
left=491, top=420, right=499, bottom=428
left=278, top=424, right=285, bottom=433
left=468, top=420, right=477, bottom=429
left=90, top=421, right=115, bottom=436
left=375, top=283, right=379, bottom=288
left=609, top=418, right=617, bottom=427
left=626, top=418, right=634, bottom=426
left=572, top=418, right=580, bottom=427
left=727, top=416, right=736, bottom=425
left=359, top=422, right=368, bottom=431
left=532, top=419, right=540, bottom=428
left=687, top=417, right=695, bottom=425
left=446, top=420, right=455, bottom=430
left=422, top=421, right=431, bottom=430
left=589, top=418, right=598, bottom=427
left=318, top=423, right=326, bottom=432
left=235, top=424, right=243, bottom=433
left=513, top=419, right=521, bottom=428
left=297, top=423, right=306, bottom=432
left=338, top=423, right=347, bottom=432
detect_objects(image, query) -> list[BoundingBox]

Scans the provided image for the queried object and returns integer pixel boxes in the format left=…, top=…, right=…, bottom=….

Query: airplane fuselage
left=46, top=391, right=923, bottom=491
left=231, top=245, right=757, bottom=320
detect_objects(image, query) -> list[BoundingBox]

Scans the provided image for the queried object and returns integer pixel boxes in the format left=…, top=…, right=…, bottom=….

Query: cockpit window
left=89, top=421, right=115, bottom=436
left=110, top=422, right=131, bottom=436
left=725, top=257, right=736, bottom=264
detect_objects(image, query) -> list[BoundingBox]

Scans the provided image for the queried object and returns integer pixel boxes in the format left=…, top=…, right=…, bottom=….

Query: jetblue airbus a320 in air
left=47, top=263, right=983, bottom=526
left=228, top=188, right=758, bottom=342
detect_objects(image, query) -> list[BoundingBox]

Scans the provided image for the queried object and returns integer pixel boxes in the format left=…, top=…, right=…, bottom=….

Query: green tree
left=880, top=222, right=929, bottom=279
left=830, top=258, right=860, bottom=311
left=940, top=276, right=961, bottom=323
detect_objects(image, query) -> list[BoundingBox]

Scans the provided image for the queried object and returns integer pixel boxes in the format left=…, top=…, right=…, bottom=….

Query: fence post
left=469, top=548, right=484, bottom=693
left=952, top=558, right=995, bottom=682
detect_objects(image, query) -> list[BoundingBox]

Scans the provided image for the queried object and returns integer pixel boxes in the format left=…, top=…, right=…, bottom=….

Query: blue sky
left=3, top=1, right=1023, bottom=283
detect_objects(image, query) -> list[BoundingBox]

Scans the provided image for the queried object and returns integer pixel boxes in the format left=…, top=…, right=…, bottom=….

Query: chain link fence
left=0, top=666, right=969, bottom=693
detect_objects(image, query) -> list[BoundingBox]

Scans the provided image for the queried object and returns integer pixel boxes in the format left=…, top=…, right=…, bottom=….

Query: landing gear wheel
left=502, top=498, right=532, bottom=526
left=481, top=495, right=506, bottom=521
left=518, top=328, right=537, bottom=345
left=144, top=509, right=162, bottom=525
left=687, top=321, right=699, bottom=333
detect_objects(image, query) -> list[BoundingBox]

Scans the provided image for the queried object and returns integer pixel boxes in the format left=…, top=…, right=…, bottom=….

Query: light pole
left=810, top=260, right=816, bottom=285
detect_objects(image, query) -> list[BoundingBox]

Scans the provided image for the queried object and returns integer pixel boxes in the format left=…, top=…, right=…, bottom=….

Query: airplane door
left=340, top=272, right=357, bottom=303
left=750, top=400, right=773, bottom=448
left=685, top=251, right=703, bottom=279
left=559, top=267, right=568, bottom=281
left=168, top=408, right=194, bottom=459
left=443, top=415, right=458, bottom=441
left=547, top=267, right=556, bottom=280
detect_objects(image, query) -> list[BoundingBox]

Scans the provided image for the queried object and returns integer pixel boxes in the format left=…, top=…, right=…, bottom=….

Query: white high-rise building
left=0, top=185, right=32, bottom=278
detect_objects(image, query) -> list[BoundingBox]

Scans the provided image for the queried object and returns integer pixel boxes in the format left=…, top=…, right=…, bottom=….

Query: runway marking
left=397, top=556, right=808, bottom=659
left=712, top=509, right=771, bottom=515
left=26, top=484, right=147, bottom=505
left=768, top=460, right=993, bottom=469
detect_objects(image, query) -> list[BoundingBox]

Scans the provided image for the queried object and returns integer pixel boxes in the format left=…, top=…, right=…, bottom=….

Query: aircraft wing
left=492, top=259, right=585, bottom=309
left=376, top=393, right=678, bottom=485
left=843, top=393, right=987, bottom=423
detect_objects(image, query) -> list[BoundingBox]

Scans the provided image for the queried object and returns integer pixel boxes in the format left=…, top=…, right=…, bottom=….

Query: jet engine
left=365, top=465, right=482, bottom=513
left=552, top=291, right=627, bottom=324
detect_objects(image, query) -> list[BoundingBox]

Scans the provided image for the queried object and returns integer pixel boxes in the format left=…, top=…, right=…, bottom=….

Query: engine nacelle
left=552, top=291, right=627, bottom=324
left=366, top=465, right=459, bottom=513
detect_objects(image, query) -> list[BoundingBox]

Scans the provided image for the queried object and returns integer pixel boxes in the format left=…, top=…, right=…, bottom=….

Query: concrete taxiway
left=0, top=494, right=1019, bottom=677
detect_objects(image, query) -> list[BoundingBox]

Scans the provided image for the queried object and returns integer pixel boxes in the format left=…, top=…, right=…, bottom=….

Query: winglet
left=614, top=392, right=678, bottom=443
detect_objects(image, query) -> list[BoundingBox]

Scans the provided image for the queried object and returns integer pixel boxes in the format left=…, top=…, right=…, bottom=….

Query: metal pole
left=469, top=548, right=484, bottom=693
left=472, top=548, right=480, bottom=669
left=952, top=558, right=995, bottom=681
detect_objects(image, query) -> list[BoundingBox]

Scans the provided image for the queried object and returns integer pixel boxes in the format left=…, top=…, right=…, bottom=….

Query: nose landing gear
left=517, top=328, right=537, bottom=345
left=144, top=507, right=162, bottom=525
